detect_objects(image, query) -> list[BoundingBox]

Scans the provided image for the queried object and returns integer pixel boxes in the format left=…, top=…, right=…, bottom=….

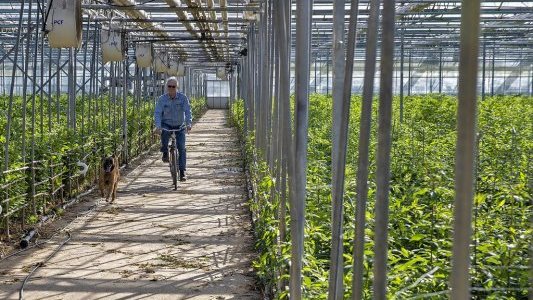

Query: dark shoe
left=179, top=170, right=186, bottom=181
left=162, top=152, right=169, bottom=163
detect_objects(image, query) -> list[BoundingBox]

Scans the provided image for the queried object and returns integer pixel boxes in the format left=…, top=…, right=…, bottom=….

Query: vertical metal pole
left=81, top=17, right=90, bottom=137
left=3, top=0, right=26, bottom=237
left=291, top=0, right=312, bottom=298
left=39, top=10, right=45, bottom=137
left=329, top=0, right=360, bottom=298
left=450, top=0, right=481, bottom=299
left=329, top=0, right=347, bottom=296
left=399, top=27, right=404, bottom=123
left=518, top=52, right=522, bottom=94
left=278, top=0, right=292, bottom=265
left=408, top=51, right=412, bottom=96
left=56, top=48, right=61, bottom=124
left=314, top=56, right=317, bottom=93
left=373, top=0, right=395, bottom=298
left=352, top=0, right=381, bottom=298
left=529, top=66, right=533, bottom=96
left=326, top=57, right=330, bottom=95
left=247, top=24, right=255, bottom=134
left=491, top=46, right=495, bottom=96
left=2, top=58, right=4, bottom=95
left=263, top=0, right=273, bottom=164
left=31, top=0, right=40, bottom=214
left=123, top=59, right=128, bottom=164
left=68, top=48, right=76, bottom=130
left=48, top=42, right=52, bottom=131
left=21, top=0, right=33, bottom=165
left=481, top=38, right=486, bottom=101
left=439, top=47, right=443, bottom=94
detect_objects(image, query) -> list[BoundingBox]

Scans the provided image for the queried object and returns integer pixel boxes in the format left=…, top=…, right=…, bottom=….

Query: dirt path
left=0, top=110, right=261, bottom=300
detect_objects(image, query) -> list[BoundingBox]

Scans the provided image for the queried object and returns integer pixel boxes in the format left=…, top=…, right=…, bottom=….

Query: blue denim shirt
left=154, top=92, right=192, bottom=129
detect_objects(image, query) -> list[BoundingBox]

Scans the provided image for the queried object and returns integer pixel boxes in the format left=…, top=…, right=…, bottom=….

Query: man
left=154, top=77, right=192, bottom=181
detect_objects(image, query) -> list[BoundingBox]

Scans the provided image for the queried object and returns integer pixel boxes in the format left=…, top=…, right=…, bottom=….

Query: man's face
left=167, top=80, right=178, bottom=97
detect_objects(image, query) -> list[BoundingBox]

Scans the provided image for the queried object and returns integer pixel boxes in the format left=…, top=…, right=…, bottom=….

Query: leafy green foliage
left=231, top=94, right=532, bottom=299
left=0, top=94, right=207, bottom=234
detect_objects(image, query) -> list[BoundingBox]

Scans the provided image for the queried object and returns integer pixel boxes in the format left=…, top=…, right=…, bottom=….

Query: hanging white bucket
left=216, top=67, right=227, bottom=80
left=176, top=63, right=185, bottom=77
left=243, top=11, right=257, bottom=21
left=45, top=0, right=82, bottom=48
left=101, top=28, right=125, bottom=63
left=154, top=52, right=168, bottom=73
left=168, top=61, right=178, bottom=76
left=136, top=43, right=152, bottom=68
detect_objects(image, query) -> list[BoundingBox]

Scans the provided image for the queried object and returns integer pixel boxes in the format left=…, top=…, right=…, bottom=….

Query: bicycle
left=161, top=126, right=186, bottom=190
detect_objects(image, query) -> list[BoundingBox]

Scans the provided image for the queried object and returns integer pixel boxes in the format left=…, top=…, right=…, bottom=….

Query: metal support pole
left=329, top=0, right=347, bottom=295
left=450, top=0, right=481, bottom=298
left=491, top=46, right=495, bottom=96
left=291, top=0, right=312, bottom=298
left=373, top=0, right=395, bottom=298
left=123, top=59, right=128, bottom=164
left=399, top=27, right=404, bottom=123
left=326, top=57, right=330, bottom=95
left=408, top=51, right=412, bottom=96
left=481, top=38, right=486, bottom=101
left=3, top=0, right=26, bottom=237
left=328, top=0, right=360, bottom=298
left=56, top=48, right=62, bottom=124
left=31, top=0, right=39, bottom=215
left=68, top=48, right=76, bottom=130
left=352, top=0, right=380, bottom=298
left=278, top=0, right=292, bottom=266
left=439, top=47, right=443, bottom=94
left=21, top=0, right=33, bottom=164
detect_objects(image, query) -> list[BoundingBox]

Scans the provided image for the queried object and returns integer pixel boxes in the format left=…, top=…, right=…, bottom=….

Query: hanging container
left=154, top=52, right=169, bottom=73
left=101, top=28, right=126, bottom=63
left=136, top=43, right=152, bottom=68
left=216, top=67, right=227, bottom=80
left=176, top=63, right=185, bottom=77
left=168, top=61, right=179, bottom=76
left=243, top=3, right=260, bottom=22
left=45, top=0, right=83, bottom=48
left=243, top=11, right=259, bottom=21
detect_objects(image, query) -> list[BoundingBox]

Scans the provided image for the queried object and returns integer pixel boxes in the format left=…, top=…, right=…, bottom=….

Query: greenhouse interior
left=0, top=0, right=531, bottom=299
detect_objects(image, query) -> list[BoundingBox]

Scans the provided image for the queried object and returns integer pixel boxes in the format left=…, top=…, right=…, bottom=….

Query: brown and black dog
left=99, top=155, right=120, bottom=202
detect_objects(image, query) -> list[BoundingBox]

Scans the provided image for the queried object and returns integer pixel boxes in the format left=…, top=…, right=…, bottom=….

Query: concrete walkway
left=0, top=110, right=261, bottom=300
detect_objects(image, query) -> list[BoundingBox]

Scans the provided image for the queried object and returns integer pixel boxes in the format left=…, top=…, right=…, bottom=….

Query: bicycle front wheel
left=169, top=150, right=178, bottom=190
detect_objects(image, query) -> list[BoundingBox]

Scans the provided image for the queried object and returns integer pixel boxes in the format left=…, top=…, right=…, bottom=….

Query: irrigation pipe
left=19, top=231, right=71, bottom=300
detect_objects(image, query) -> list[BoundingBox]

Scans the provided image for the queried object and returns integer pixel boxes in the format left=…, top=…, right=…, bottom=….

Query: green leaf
left=410, top=233, right=426, bottom=242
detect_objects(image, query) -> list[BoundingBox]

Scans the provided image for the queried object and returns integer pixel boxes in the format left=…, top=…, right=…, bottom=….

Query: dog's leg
left=111, top=178, right=118, bottom=203
left=98, top=172, right=105, bottom=198
left=105, top=183, right=112, bottom=202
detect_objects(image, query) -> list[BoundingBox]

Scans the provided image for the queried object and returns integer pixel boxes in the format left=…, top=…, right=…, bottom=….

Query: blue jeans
left=160, top=125, right=186, bottom=171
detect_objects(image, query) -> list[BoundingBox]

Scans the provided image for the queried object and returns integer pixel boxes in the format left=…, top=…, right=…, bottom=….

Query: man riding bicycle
left=154, top=76, right=192, bottom=181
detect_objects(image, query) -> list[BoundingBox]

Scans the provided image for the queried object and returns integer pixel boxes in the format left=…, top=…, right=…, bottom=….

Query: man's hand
left=187, top=125, right=192, bottom=134
left=154, top=127, right=162, bottom=135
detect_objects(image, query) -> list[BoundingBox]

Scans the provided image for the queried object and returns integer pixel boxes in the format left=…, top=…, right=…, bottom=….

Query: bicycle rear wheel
left=169, top=150, right=178, bottom=189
